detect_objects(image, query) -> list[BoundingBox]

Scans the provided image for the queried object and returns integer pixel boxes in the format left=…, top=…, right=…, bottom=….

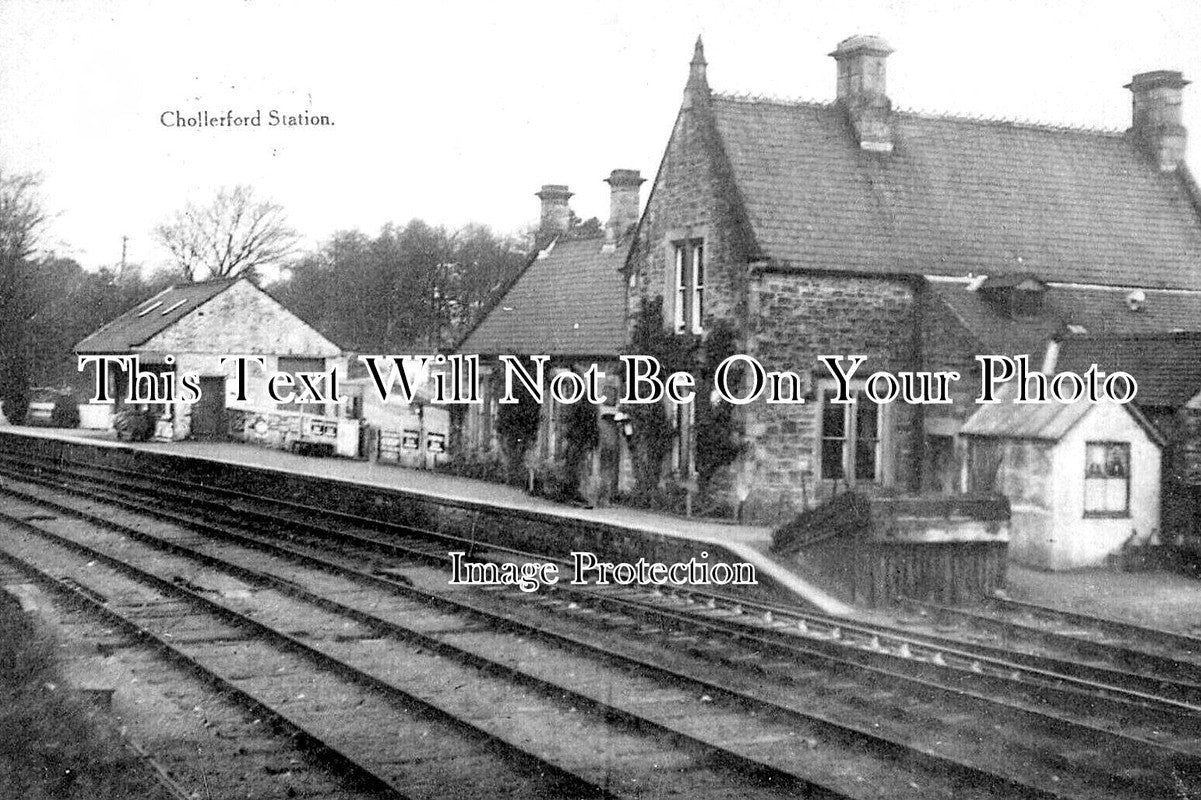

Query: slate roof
left=959, top=382, right=1095, bottom=441
left=76, top=279, right=238, bottom=354
left=1054, top=332, right=1201, bottom=408
left=960, top=381, right=1163, bottom=444
left=458, top=235, right=629, bottom=357
left=710, top=96, right=1201, bottom=290
left=928, top=280, right=1201, bottom=358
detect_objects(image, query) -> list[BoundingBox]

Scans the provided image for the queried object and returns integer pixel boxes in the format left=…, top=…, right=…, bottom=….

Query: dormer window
left=1010, top=286, right=1043, bottom=319
left=977, top=273, right=1047, bottom=320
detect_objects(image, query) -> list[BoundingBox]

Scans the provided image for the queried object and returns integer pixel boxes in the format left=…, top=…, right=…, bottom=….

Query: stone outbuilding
left=75, top=277, right=352, bottom=453
left=960, top=385, right=1164, bottom=569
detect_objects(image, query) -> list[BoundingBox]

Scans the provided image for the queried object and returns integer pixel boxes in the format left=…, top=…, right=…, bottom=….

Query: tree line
left=0, top=169, right=529, bottom=418
left=274, top=221, right=527, bottom=353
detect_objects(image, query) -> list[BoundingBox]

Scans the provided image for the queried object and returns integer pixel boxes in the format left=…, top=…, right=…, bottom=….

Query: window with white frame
left=819, top=386, right=882, bottom=483
left=1084, top=442, right=1130, bottom=516
left=672, top=239, right=704, bottom=334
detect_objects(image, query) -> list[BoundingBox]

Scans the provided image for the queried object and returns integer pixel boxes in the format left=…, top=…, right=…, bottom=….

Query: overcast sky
left=3, top=0, right=1201, bottom=273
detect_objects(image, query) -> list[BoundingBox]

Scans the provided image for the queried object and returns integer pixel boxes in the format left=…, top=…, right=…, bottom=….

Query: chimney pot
left=830, top=34, right=894, bottom=153
left=605, top=169, right=644, bottom=238
left=1126, top=70, right=1189, bottom=171
left=536, top=184, right=573, bottom=243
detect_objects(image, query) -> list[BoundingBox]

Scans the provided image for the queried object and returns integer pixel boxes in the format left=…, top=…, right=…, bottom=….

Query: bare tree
left=0, top=168, right=46, bottom=277
left=0, top=167, right=48, bottom=422
left=155, top=185, right=298, bottom=281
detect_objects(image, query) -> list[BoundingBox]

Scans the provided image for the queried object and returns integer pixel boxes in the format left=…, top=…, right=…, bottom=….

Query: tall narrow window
left=672, top=239, right=705, bottom=334
left=1084, top=442, right=1130, bottom=516
left=819, top=386, right=883, bottom=484
left=691, top=242, right=704, bottom=334
left=820, top=394, right=847, bottom=479
left=674, top=245, right=687, bottom=334
left=854, top=396, right=879, bottom=481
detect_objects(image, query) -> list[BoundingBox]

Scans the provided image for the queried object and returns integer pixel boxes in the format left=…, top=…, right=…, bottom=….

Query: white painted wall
left=967, top=402, right=1162, bottom=570
left=987, top=439, right=1056, bottom=567
left=78, top=403, right=114, bottom=429
left=1049, top=402, right=1161, bottom=570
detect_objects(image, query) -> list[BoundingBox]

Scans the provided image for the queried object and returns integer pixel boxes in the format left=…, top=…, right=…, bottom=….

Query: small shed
left=960, top=386, right=1164, bottom=570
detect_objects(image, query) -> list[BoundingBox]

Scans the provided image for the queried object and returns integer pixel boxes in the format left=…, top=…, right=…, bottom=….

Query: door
left=191, top=376, right=227, bottom=439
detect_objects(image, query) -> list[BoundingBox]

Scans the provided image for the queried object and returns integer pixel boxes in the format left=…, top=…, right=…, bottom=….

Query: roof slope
left=710, top=96, right=1201, bottom=289
left=1054, top=332, right=1201, bottom=408
left=929, top=281, right=1201, bottom=357
left=961, top=381, right=1164, bottom=444
left=76, top=279, right=238, bottom=354
left=960, top=383, right=1094, bottom=441
left=458, top=236, right=629, bottom=357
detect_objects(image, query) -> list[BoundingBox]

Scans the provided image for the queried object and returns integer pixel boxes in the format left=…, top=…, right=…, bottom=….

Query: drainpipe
left=910, top=277, right=927, bottom=493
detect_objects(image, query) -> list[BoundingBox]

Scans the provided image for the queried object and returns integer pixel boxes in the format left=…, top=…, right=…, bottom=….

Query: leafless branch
left=155, top=185, right=298, bottom=281
left=0, top=168, right=47, bottom=274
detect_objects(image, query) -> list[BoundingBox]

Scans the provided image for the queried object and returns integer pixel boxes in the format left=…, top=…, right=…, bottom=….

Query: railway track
left=12, top=453, right=1195, bottom=720
left=0, top=476, right=1067, bottom=800
left=3, top=574, right=385, bottom=800
left=894, top=594, right=1201, bottom=687
left=1, top=452, right=1200, bottom=797
left=0, top=507, right=615, bottom=799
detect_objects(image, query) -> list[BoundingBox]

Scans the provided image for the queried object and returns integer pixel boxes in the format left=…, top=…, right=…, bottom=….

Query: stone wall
left=624, top=83, right=938, bottom=522
left=919, top=289, right=987, bottom=418
left=626, top=86, right=757, bottom=337
left=776, top=492, right=1010, bottom=606
left=142, top=280, right=339, bottom=358
left=0, top=431, right=790, bottom=604
left=741, top=271, right=921, bottom=520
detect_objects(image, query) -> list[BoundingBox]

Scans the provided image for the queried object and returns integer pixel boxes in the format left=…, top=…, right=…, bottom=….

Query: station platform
left=0, top=426, right=852, bottom=614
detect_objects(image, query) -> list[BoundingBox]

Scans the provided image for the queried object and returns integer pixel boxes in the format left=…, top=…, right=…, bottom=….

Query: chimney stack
left=605, top=169, right=644, bottom=238
left=830, top=34, right=894, bottom=153
left=1126, top=70, right=1189, bottom=172
left=536, top=184, right=573, bottom=244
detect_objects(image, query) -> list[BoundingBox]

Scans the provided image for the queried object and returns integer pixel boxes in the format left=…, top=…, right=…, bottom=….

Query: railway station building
left=456, top=171, right=644, bottom=503
left=614, top=34, right=1201, bottom=552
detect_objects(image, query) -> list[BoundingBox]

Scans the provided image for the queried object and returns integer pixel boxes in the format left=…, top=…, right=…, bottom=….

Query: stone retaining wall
left=0, top=431, right=789, bottom=604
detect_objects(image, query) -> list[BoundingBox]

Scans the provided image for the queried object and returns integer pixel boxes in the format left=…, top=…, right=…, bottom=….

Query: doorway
left=191, top=376, right=227, bottom=439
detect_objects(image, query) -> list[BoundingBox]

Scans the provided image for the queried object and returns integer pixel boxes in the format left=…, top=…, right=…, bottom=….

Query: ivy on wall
left=623, top=297, right=742, bottom=501
left=693, top=321, right=742, bottom=489
left=494, top=370, right=541, bottom=483
left=625, top=297, right=692, bottom=495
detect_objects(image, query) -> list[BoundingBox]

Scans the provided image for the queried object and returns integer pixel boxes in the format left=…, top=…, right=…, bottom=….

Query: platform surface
left=1, top=426, right=853, bottom=614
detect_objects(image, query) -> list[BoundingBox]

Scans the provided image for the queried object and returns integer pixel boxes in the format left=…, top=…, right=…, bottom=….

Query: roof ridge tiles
left=894, top=105, right=1126, bottom=136
left=713, top=92, right=833, bottom=108
left=1061, top=330, right=1201, bottom=341
left=713, top=92, right=1124, bottom=135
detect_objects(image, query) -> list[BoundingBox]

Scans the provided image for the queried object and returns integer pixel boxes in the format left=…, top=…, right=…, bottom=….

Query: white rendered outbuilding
left=961, top=387, right=1164, bottom=570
